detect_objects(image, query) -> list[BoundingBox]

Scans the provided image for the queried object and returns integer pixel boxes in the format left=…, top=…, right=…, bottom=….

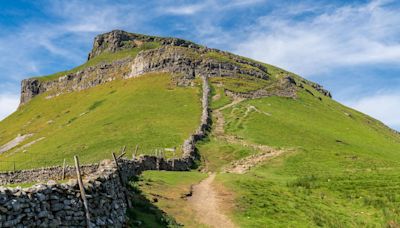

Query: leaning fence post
left=172, top=150, right=176, bottom=170
left=133, top=144, right=139, bottom=159
left=62, top=159, right=66, bottom=180
left=74, top=156, right=92, bottom=228
left=117, top=146, right=127, bottom=160
left=112, top=152, right=132, bottom=209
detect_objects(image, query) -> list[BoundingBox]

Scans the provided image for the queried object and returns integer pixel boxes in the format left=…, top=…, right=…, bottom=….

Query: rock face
left=128, top=46, right=269, bottom=82
left=19, top=30, right=332, bottom=106
left=20, top=58, right=132, bottom=105
left=88, top=30, right=200, bottom=60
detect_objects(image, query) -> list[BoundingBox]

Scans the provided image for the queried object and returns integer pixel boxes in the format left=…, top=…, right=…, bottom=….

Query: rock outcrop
left=20, top=58, right=132, bottom=105
left=19, top=30, right=332, bottom=106
left=128, top=46, right=269, bottom=81
left=88, top=30, right=200, bottom=60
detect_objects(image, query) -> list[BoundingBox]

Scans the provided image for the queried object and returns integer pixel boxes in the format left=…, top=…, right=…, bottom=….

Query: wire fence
left=0, top=159, right=67, bottom=172
left=0, top=145, right=181, bottom=172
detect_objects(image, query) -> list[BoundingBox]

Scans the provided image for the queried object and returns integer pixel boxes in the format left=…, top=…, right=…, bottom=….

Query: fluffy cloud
left=0, top=93, right=19, bottom=121
left=233, top=0, right=400, bottom=76
left=348, top=92, right=400, bottom=130
left=163, top=3, right=207, bottom=15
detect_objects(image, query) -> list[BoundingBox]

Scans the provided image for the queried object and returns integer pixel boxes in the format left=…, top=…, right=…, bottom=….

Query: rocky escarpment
left=19, top=30, right=331, bottom=105
left=20, top=58, right=131, bottom=105
left=128, top=46, right=269, bottom=83
left=88, top=30, right=200, bottom=60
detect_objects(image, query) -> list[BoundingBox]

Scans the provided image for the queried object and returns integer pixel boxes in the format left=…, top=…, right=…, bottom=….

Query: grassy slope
left=0, top=73, right=201, bottom=170
left=129, top=171, right=207, bottom=227
left=203, top=84, right=400, bottom=227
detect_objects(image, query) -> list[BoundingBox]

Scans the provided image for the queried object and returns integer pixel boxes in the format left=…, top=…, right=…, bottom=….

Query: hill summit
left=20, top=30, right=330, bottom=106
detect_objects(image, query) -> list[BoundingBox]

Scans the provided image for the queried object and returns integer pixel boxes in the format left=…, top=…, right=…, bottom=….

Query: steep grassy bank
left=0, top=73, right=201, bottom=170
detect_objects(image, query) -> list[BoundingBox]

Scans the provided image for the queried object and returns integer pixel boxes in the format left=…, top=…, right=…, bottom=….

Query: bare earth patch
left=16, top=137, right=46, bottom=152
left=214, top=97, right=244, bottom=136
left=223, top=150, right=285, bottom=174
left=214, top=97, right=287, bottom=173
left=188, top=173, right=236, bottom=228
left=0, top=134, right=33, bottom=154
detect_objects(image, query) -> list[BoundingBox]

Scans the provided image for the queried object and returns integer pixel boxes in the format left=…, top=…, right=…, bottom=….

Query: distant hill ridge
left=19, top=30, right=331, bottom=105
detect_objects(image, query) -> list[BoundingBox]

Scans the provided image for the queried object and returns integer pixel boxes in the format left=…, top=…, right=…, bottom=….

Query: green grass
left=127, top=174, right=183, bottom=228
left=210, top=75, right=272, bottom=94
left=205, top=89, right=400, bottom=227
left=209, top=83, right=232, bottom=110
left=35, top=42, right=160, bottom=81
left=197, top=137, right=258, bottom=172
left=0, top=73, right=201, bottom=170
left=4, top=182, right=38, bottom=188
left=4, top=179, right=70, bottom=188
left=132, top=171, right=207, bottom=227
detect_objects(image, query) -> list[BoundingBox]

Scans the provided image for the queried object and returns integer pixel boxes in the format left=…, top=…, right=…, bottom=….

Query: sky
left=0, top=0, right=399, bottom=130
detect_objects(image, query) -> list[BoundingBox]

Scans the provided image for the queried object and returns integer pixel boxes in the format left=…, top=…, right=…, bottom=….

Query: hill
left=1, top=30, right=400, bottom=227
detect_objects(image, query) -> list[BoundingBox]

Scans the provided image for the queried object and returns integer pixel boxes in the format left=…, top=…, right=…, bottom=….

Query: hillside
left=1, top=30, right=399, bottom=227
left=0, top=73, right=201, bottom=170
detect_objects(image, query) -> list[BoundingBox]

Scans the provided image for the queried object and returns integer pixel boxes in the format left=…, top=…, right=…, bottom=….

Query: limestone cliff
left=19, top=30, right=331, bottom=105
left=88, top=30, right=200, bottom=60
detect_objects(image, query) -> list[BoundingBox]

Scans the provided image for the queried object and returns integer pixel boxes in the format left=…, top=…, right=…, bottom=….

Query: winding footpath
left=189, top=95, right=288, bottom=227
left=188, top=173, right=236, bottom=228
left=214, top=97, right=286, bottom=174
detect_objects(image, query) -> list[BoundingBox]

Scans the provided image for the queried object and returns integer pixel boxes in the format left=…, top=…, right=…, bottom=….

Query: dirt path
left=188, top=96, right=287, bottom=227
left=214, top=97, right=244, bottom=136
left=224, top=150, right=286, bottom=174
left=213, top=97, right=286, bottom=173
left=188, top=173, right=236, bottom=228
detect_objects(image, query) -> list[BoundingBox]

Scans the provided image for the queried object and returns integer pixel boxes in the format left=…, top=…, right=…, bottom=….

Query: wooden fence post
left=133, top=144, right=139, bottom=159
left=74, top=156, right=92, bottom=228
left=112, top=152, right=132, bottom=209
left=172, top=151, right=176, bottom=170
left=117, top=146, right=127, bottom=160
left=62, top=159, right=66, bottom=180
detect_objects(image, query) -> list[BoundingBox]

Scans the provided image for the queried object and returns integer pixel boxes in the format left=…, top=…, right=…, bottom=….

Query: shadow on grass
left=127, top=176, right=183, bottom=228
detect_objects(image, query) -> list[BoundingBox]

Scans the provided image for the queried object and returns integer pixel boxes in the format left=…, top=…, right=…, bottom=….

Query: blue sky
left=0, top=0, right=399, bottom=130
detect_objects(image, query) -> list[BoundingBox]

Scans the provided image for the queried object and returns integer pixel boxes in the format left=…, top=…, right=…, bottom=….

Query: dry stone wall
left=0, top=165, right=98, bottom=186
left=0, top=161, right=127, bottom=227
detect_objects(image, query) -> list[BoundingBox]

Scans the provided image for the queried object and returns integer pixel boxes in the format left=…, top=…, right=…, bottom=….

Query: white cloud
left=161, top=0, right=266, bottom=16
left=164, top=3, right=207, bottom=15
left=0, top=93, right=19, bottom=121
left=233, top=0, right=400, bottom=76
left=347, top=92, right=400, bottom=131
